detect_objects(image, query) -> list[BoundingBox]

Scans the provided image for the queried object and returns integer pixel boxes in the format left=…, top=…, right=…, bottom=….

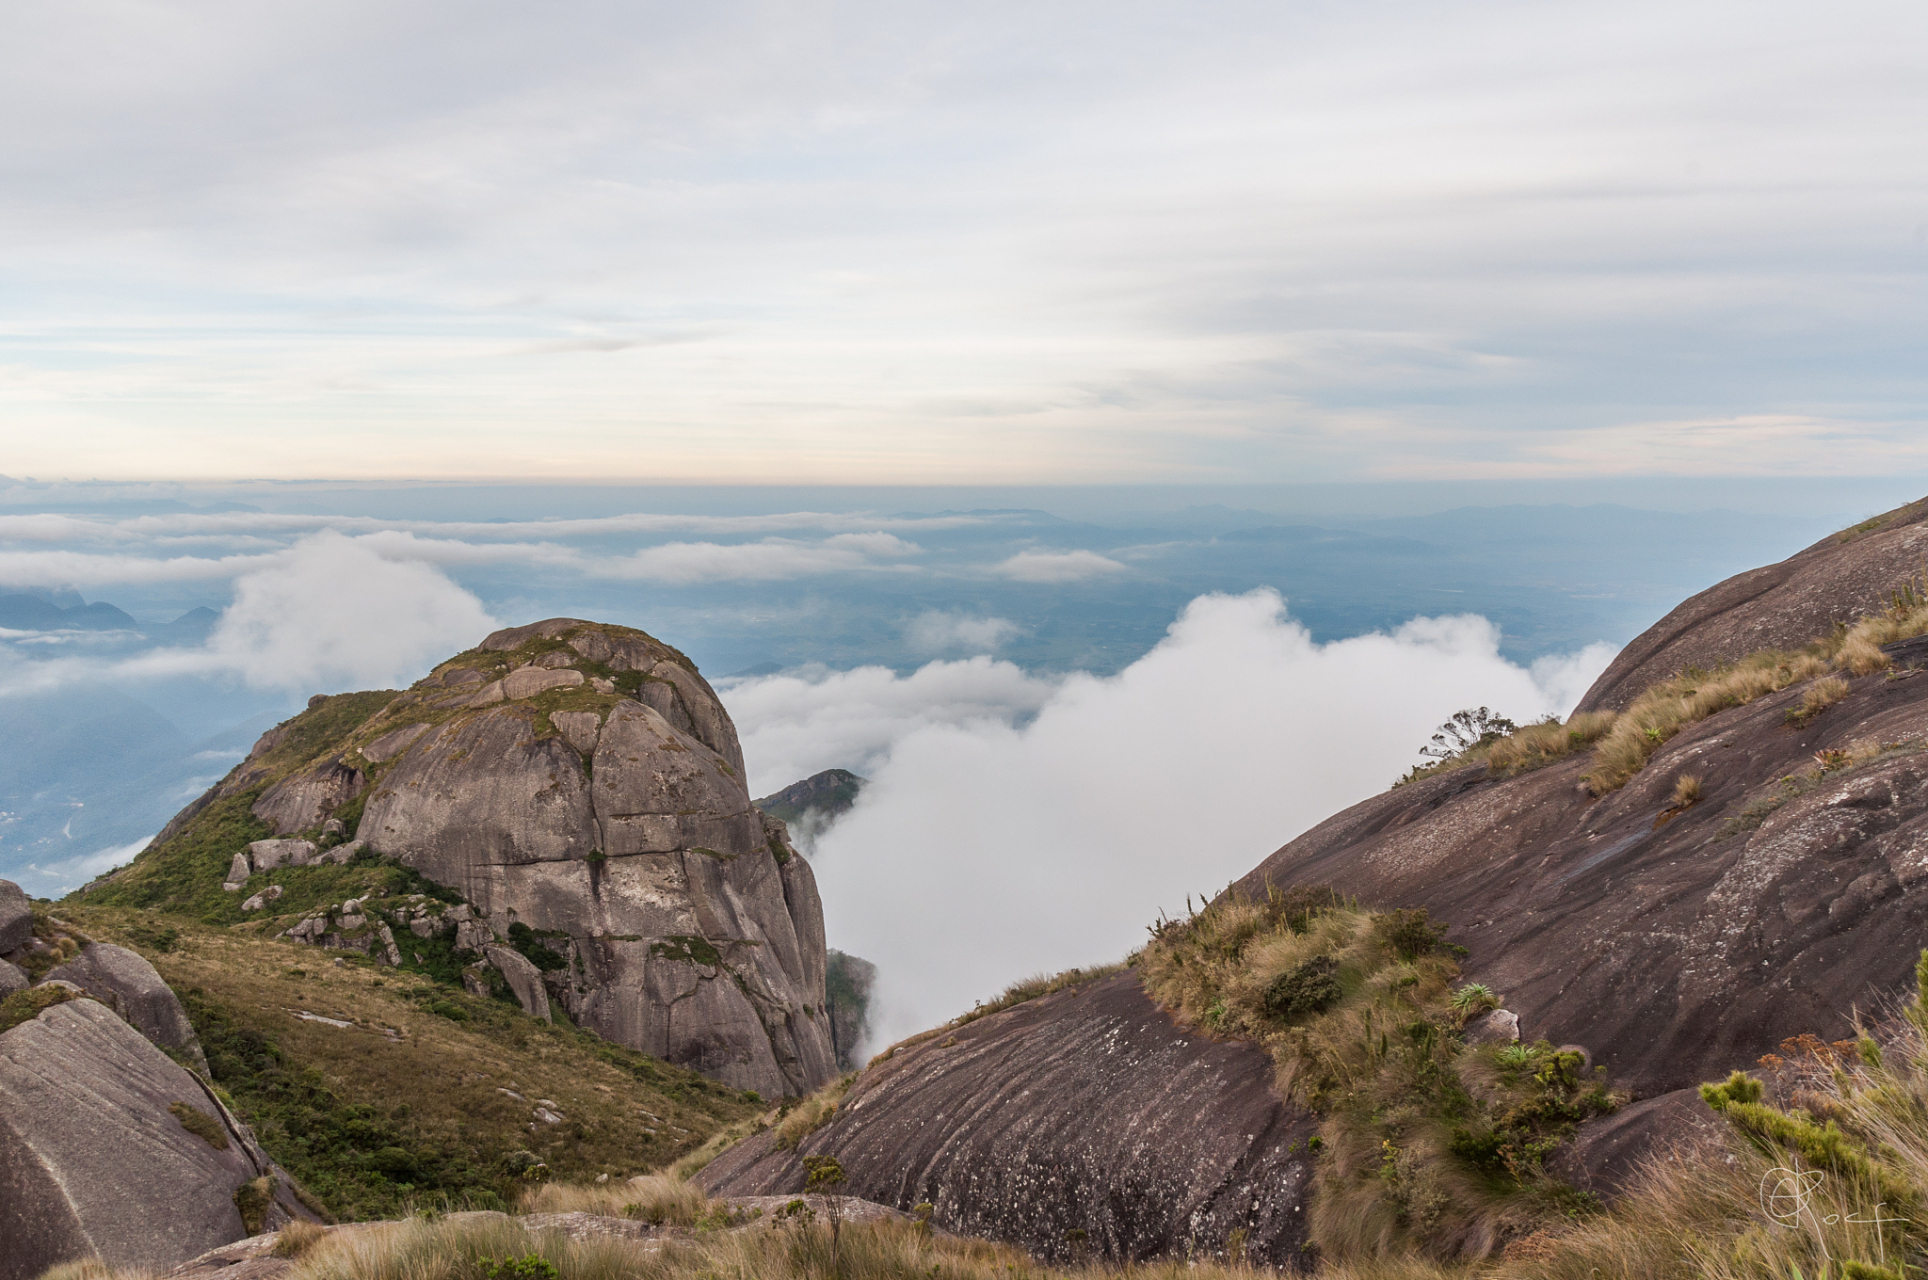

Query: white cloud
left=19, top=834, right=154, bottom=895
left=903, top=611, right=1023, bottom=654
left=720, top=590, right=1613, bottom=1048
left=994, top=549, right=1127, bottom=583
left=605, top=533, right=921, bottom=584
left=722, top=657, right=1059, bottom=795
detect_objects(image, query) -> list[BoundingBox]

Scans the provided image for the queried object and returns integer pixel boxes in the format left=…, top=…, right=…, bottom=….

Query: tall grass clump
left=1583, top=650, right=1833, bottom=794
left=520, top=1171, right=709, bottom=1226
left=1482, top=713, right=1619, bottom=777
left=1139, top=886, right=1618, bottom=1263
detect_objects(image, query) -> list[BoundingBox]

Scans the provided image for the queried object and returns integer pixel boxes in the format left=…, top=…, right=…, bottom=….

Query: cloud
left=903, top=610, right=1023, bottom=654
left=605, top=533, right=921, bottom=584
left=721, top=590, right=1613, bottom=1048
left=183, top=531, right=499, bottom=690
left=722, top=657, right=1059, bottom=795
left=18, top=834, right=154, bottom=895
left=994, top=550, right=1128, bottom=583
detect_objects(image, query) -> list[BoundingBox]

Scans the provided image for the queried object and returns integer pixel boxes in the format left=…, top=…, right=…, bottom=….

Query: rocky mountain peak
left=105, top=618, right=838, bottom=1099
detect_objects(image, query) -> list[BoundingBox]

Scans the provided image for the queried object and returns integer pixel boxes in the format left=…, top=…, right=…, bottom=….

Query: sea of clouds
left=723, top=590, right=1612, bottom=1051
left=0, top=521, right=1612, bottom=1050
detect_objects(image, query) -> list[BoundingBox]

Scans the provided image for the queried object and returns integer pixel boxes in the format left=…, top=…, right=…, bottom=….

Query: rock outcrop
left=699, top=971, right=1317, bottom=1267
left=0, top=987, right=311, bottom=1280
left=44, top=941, right=208, bottom=1072
left=126, top=618, right=837, bottom=1099
left=1576, top=495, right=1928, bottom=712
left=701, top=495, right=1928, bottom=1264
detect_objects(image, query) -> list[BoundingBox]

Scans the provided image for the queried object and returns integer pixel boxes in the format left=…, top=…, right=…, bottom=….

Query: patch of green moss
left=0, top=983, right=80, bottom=1033
left=506, top=923, right=570, bottom=973
left=170, top=1099, right=231, bottom=1149
left=651, top=935, right=724, bottom=968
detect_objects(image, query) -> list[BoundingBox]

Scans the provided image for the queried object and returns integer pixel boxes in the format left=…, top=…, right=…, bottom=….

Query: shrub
left=1449, top=983, right=1500, bottom=1018
left=1671, top=774, right=1702, bottom=806
left=1418, top=707, right=1519, bottom=762
left=1374, top=908, right=1451, bottom=961
left=1261, top=955, right=1343, bottom=1022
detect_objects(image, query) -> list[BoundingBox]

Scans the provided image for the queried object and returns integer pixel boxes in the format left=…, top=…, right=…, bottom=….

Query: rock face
left=1576, top=495, right=1928, bottom=712
left=44, top=942, right=208, bottom=1073
left=700, top=494, right=1928, bottom=1264
left=0, top=878, right=29, bottom=954
left=135, top=618, right=837, bottom=1098
left=0, top=996, right=311, bottom=1280
left=1234, top=659, right=1928, bottom=1098
left=699, top=971, right=1317, bottom=1267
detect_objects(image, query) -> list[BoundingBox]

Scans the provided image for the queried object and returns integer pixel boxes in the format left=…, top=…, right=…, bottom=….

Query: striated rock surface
left=44, top=941, right=207, bottom=1072
left=125, top=618, right=836, bottom=1098
left=699, top=971, right=1317, bottom=1266
left=1235, top=662, right=1928, bottom=1097
left=0, top=996, right=312, bottom=1280
left=0, top=878, right=29, bottom=955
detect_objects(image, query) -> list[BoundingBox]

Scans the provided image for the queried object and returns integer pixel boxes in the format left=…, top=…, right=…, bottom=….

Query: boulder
left=347, top=620, right=833, bottom=1096
left=0, top=960, right=27, bottom=998
left=241, top=885, right=285, bottom=912
left=0, top=878, right=30, bottom=956
left=221, top=853, right=250, bottom=891
left=44, top=942, right=208, bottom=1073
left=1462, top=1008, right=1520, bottom=1045
left=502, top=666, right=583, bottom=699
left=483, top=944, right=552, bottom=1021
left=246, top=840, right=315, bottom=872
left=133, top=618, right=835, bottom=1098
left=252, top=759, right=364, bottom=836
left=551, top=710, right=602, bottom=755
left=700, top=971, right=1317, bottom=1266
left=0, top=997, right=311, bottom=1280
left=361, top=722, right=430, bottom=764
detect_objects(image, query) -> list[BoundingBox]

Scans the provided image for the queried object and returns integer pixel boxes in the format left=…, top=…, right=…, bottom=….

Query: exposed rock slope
left=118, top=618, right=837, bottom=1098
left=702, top=496, right=1928, bottom=1265
left=1576, top=495, right=1928, bottom=712
left=699, top=971, right=1317, bottom=1267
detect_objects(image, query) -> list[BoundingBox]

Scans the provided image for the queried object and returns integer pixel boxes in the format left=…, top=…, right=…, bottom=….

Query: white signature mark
left=1760, top=1164, right=1906, bottom=1266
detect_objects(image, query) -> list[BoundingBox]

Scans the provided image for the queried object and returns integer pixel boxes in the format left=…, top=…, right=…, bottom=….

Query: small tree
left=802, top=1154, right=848, bottom=1271
left=1417, top=707, right=1517, bottom=762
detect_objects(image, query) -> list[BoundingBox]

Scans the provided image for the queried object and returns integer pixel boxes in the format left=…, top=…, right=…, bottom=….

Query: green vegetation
left=1138, top=886, right=1616, bottom=1262
left=0, top=982, right=79, bottom=1032
left=772, top=1075, right=854, bottom=1151
left=168, top=1100, right=229, bottom=1149
left=57, top=906, right=760, bottom=1223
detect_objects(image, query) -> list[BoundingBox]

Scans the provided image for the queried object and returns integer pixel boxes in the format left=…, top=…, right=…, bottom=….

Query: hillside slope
left=702, top=495, right=1928, bottom=1268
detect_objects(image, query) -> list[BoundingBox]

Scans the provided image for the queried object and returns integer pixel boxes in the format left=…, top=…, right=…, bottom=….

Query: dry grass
left=30, top=1264, right=153, bottom=1280
left=521, top=1172, right=709, bottom=1226
left=1481, top=712, right=1618, bottom=777
left=774, top=1074, right=854, bottom=1150
left=1670, top=774, right=1701, bottom=807
left=278, top=1205, right=1269, bottom=1280
left=272, top=1219, right=329, bottom=1258
left=1796, top=675, right=1852, bottom=719
left=1139, top=888, right=1615, bottom=1263
left=1582, top=650, right=1832, bottom=793
left=870, top=962, right=1128, bottom=1064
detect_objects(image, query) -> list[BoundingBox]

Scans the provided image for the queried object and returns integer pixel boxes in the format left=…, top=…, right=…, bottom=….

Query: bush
left=1261, top=955, right=1343, bottom=1022
left=1374, top=908, right=1451, bottom=961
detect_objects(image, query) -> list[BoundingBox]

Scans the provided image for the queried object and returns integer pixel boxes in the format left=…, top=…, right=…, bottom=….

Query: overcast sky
left=4, top=1, right=1926, bottom=482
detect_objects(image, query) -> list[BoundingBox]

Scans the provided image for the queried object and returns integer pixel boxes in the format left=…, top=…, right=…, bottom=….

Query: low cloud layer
left=996, top=550, right=1128, bottom=582
left=724, top=591, right=1613, bottom=1049
left=903, top=611, right=1024, bottom=654
left=0, top=530, right=498, bottom=696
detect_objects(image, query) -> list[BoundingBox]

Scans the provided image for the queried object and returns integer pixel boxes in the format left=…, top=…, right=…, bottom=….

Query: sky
left=3, top=3, right=1927, bottom=1042
left=4, top=1, right=1928, bottom=482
